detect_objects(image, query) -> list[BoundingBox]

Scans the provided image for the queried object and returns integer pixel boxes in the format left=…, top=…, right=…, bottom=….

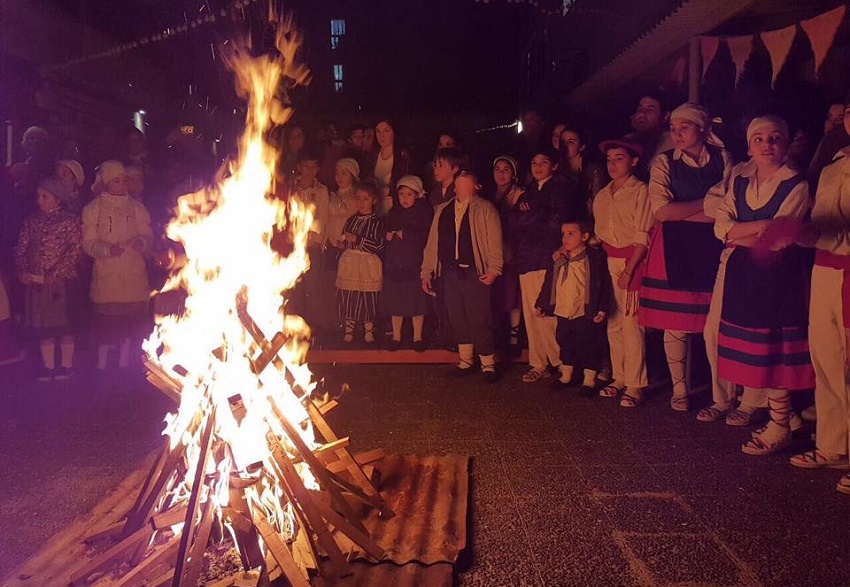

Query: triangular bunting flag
left=668, top=56, right=686, bottom=88
left=801, top=4, right=846, bottom=75
left=700, top=36, right=720, bottom=79
left=761, top=25, right=797, bottom=87
left=727, top=35, right=753, bottom=85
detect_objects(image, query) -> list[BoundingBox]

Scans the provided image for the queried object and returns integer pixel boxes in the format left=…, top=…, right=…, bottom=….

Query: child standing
left=55, top=159, right=85, bottom=213
left=82, top=160, right=153, bottom=370
left=535, top=220, right=611, bottom=391
left=509, top=147, right=576, bottom=383
left=592, top=140, right=653, bottom=407
left=382, top=175, right=433, bottom=351
left=710, top=116, right=813, bottom=455
left=335, top=180, right=386, bottom=344
left=15, top=177, right=83, bottom=380
left=421, top=171, right=503, bottom=382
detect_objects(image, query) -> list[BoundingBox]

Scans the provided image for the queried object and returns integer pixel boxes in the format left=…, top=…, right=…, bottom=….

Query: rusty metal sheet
left=358, top=454, right=470, bottom=566
left=313, top=562, right=453, bottom=587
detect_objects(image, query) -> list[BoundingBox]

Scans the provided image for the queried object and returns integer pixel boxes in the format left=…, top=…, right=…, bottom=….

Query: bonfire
left=70, top=15, right=387, bottom=587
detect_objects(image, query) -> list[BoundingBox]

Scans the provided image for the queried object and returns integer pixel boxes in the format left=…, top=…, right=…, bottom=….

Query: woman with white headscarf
left=640, top=102, right=733, bottom=412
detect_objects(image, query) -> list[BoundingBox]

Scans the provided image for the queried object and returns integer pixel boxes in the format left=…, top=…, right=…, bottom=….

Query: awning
left=567, top=0, right=760, bottom=108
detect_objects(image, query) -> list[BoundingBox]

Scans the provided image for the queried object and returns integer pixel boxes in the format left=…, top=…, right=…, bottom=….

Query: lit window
left=330, top=19, right=346, bottom=36
left=331, top=19, right=345, bottom=49
left=333, top=64, right=344, bottom=82
left=334, top=82, right=344, bottom=93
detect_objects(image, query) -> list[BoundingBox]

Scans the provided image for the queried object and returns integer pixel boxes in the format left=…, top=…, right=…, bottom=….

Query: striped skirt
left=717, top=245, right=814, bottom=390
left=639, top=222, right=720, bottom=333
left=717, top=321, right=814, bottom=389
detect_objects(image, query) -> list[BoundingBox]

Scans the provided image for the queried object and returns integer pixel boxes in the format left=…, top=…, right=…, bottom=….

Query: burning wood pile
left=68, top=16, right=391, bottom=587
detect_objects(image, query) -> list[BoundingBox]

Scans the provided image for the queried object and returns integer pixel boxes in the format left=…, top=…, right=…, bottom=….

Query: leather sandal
left=619, top=389, right=644, bottom=408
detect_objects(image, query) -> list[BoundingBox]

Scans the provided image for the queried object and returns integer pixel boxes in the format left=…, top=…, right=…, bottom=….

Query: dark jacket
left=367, top=147, right=410, bottom=201
left=535, top=245, right=612, bottom=318
left=507, top=174, right=582, bottom=274
left=383, top=198, right=434, bottom=279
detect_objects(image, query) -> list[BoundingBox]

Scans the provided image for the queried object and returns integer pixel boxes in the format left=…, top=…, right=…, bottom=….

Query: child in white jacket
left=82, top=160, right=153, bottom=369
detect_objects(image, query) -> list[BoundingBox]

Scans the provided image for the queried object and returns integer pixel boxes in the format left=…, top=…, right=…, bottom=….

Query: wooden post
left=688, top=36, right=701, bottom=102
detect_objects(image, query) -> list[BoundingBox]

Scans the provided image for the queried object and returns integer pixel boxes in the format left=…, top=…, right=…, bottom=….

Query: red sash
left=602, top=242, right=645, bottom=293
left=815, top=249, right=850, bottom=329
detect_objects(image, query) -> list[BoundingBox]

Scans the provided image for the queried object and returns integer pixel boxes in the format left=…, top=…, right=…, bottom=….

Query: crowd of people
left=2, top=88, right=850, bottom=496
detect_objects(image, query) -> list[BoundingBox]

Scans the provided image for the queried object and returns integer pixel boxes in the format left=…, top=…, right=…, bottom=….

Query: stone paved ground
left=2, top=359, right=850, bottom=587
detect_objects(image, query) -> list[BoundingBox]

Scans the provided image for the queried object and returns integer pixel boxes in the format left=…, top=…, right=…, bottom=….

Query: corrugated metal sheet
left=313, top=562, right=453, bottom=587
left=568, top=0, right=761, bottom=107
left=358, top=455, right=470, bottom=566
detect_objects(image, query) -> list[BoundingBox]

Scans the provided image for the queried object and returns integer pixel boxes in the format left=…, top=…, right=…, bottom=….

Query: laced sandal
left=837, top=473, right=850, bottom=495
left=741, top=424, right=791, bottom=456
left=670, top=395, right=690, bottom=412
left=599, top=384, right=623, bottom=398
left=696, top=404, right=730, bottom=423
left=725, top=406, right=758, bottom=427
left=753, top=413, right=804, bottom=436
left=790, top=450, right=850, bottom=470
left=521, top=368, right=546, bottom=383
left=619, top=388, right=644, bottom=408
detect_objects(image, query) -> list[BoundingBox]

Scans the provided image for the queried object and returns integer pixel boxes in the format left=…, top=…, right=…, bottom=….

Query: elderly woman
left=639, top=102, right=734, bottom=412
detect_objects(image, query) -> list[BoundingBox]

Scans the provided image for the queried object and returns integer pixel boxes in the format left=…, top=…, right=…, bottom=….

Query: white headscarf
left=670, top=102, right=725, bottom=148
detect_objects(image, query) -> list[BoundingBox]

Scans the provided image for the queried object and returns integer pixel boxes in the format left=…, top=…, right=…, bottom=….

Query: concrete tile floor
left=2, top=361, right=850, bottom=587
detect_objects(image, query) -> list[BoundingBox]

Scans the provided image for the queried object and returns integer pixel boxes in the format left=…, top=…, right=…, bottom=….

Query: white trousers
left=703, top=251, right=767, bottom=409
left=519, top=270, right=561, bottom=370
left=607, top=257, right=647, bottom=388
left=810, top=265, right=850, bottom=457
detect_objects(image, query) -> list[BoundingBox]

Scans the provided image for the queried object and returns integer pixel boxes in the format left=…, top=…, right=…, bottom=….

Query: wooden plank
left=305, top=349, right=529, bottom=364
left=0, top=452, right=158, bottom=587
left=252, top=512, right=310, bottom=587
left=112, top=534, right=180, bottom=587
left=326, top=449, right=386, bottom=474
left=308, top=491, right=385, bottom=561
left=172, top=408, right=217, bottom=587
left=68, top=524, right=152, bottom=585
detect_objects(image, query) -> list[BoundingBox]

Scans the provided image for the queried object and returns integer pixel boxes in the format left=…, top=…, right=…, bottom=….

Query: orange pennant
left=801, top=4, right=846, bottom=75
left=761, top=25, right=797, bottom=86
left=700, top=36, right=720, bottom=79
left=726, top=35, right=753, bottom=85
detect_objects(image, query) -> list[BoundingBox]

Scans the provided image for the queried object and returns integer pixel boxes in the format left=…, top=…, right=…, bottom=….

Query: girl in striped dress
left=640, top=103, right=733, bottom=411
left=335, top=180, right=386, bottom=344
left=710, top=116, right=813, bottom=455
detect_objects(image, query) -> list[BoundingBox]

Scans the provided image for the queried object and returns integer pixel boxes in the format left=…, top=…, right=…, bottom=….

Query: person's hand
left=479, top=271, right=497, bottom=285
left=552, top=248, right=566, bottom=262
left=421, top=277, right=433, bottom=295
left=534, top=306, right=544, bottom=318
left=19, top=273, right=32, bottom=285
left=592, top=311, right=606, bottom=323
left=109, top=244, right=125, bottom=257
left=385, top=231, right=394, bottom=241
left=43, top=274, right=56, bottom=285
left=617, top=270, right=631, bottom=290
left=794, top=223, right=820, bottom=248
left=396, top=230, right=404, bottom=240
left=518, top=202, right=531, bottom=212
left=343, top=232, right=356, bottom=243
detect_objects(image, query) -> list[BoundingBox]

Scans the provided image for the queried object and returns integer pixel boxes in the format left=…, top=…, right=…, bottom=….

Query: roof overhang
left=567, top=0, right=760, bottom=108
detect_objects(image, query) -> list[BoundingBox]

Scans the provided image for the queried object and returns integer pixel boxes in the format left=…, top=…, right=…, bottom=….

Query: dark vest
left=733, top=173, right=803, bottom=222
left=664, top=145, right=725, bottom=202
left=438, top=201, right=474, bottom=268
